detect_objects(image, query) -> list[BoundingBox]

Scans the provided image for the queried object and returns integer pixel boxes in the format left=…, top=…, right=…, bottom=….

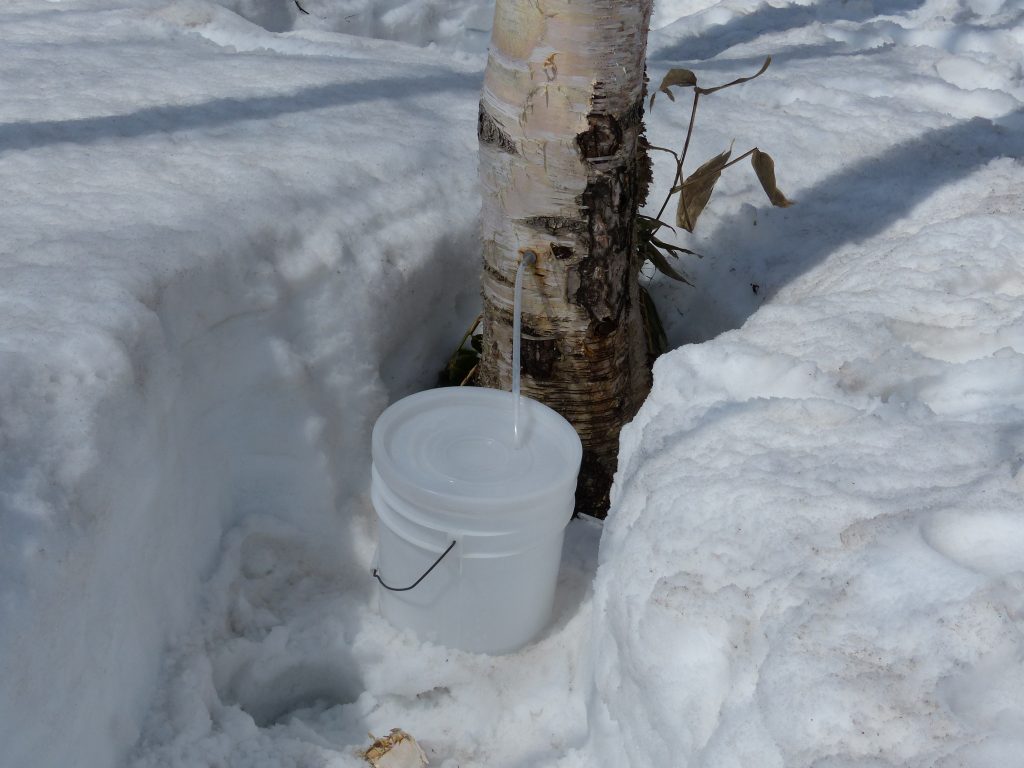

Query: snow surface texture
left=0, top=0, right=1021, bottom=766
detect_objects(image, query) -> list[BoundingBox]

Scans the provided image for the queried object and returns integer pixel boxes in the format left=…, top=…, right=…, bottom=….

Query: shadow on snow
left=655, top=108, right=1024, bottom=345
left=0, top=72, right=479, bottom=155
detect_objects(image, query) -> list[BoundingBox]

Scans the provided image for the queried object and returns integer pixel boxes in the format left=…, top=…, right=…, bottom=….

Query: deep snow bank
left=588, top=0, right=1024, bottom=762
left=0, top=2, right=480, bottom=765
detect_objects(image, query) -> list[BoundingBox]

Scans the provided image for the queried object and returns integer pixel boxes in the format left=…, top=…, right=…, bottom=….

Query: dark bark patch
left=575, top=449, right=613, bottom=517
left=636, top=134, right=653, bottom=210
left=478, top=102, right=517, bottom=154
left=636, top=70, right=652, bottom=208
left=520, top=337, right=560, bottom=381
left=576, top=113, right=622, bottom=160
left=619, top=95, right=645, bottom=131
left=521, top=215, right=587, bottom=237
left=575, top=168, right=633, bottom=329
left=550, top=244, right=573, bottom=260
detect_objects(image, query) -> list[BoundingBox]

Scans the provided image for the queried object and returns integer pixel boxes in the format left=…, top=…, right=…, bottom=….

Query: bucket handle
left=372, top=540, right=457, bottom=592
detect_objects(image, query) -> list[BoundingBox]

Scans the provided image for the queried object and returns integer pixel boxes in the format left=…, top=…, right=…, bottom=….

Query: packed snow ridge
left=1, top=0, right=1022, bottom=766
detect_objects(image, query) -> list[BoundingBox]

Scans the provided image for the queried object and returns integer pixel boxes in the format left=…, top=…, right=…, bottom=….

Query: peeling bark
left=479, top=0, right=654, bottom=516
left=478, top=102, right=517, bottom=154
left=576, top=113, right=623, bottom=159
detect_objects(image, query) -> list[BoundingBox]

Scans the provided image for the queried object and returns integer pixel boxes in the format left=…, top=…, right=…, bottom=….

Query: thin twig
left=696, top=57, right=771, bottom=96
left=295, top=0, right=310, bottom=14
left=648, top=144, right=681, bottom=164
left=674, top=92, right=701, bottom=230
left=712, top=147, right=757, bottom=173
left=459, top=363, right=479, bottom=387
left=455, top=313, right=482, bottom=352
left=655, top=90, right=700, bottom=228
left=678, top=91, right=701, bottom=176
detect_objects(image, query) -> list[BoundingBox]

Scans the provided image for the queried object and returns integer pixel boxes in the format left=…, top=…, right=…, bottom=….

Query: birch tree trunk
left=478, top=0, right=654, bottom=515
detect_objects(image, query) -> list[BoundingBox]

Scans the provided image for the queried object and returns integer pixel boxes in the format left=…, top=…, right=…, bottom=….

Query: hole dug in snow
left=210, top=530, right=367, bottom=728
left=214, top=628, right=364, bottom=727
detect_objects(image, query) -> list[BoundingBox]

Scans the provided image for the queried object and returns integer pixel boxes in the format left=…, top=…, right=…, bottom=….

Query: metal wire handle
left=372, top=540, right=457, bottom=592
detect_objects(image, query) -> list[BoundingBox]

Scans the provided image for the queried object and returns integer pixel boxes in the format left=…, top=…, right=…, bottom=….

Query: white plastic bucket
left=370, top=386, right=582, bottom=654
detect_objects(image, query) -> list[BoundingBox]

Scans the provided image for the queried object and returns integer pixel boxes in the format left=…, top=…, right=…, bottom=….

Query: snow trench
left=0, top=5, right=490, bottom=764
left=1, top=207, right=481, bottom=768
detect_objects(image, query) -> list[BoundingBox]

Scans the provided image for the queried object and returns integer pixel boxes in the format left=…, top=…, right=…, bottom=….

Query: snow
left=0, top=2, right=480, bottom=764
left=0, top=0, right=1022, bottom=766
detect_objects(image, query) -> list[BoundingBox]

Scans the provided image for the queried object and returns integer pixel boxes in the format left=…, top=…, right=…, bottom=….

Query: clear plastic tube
left=512, top=250, right=536, bottom=447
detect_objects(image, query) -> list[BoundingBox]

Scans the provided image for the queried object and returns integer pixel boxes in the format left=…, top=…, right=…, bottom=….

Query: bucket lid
left=372, top=387, right=582, bottom=516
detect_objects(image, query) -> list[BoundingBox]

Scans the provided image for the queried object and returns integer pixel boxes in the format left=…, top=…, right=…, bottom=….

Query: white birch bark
left=478, top=0, right=654, bottom=514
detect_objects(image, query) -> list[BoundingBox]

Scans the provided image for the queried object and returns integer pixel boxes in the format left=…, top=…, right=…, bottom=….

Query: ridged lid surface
left=372, top=387, right=582, bottom=516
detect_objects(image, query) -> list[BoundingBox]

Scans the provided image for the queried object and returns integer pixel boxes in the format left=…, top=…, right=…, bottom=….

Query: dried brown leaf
left=751, top=148, right=793, bottom=207
left=676, top=148, right=732, bottom=232
left=650, top=68, right=698, bottom=108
